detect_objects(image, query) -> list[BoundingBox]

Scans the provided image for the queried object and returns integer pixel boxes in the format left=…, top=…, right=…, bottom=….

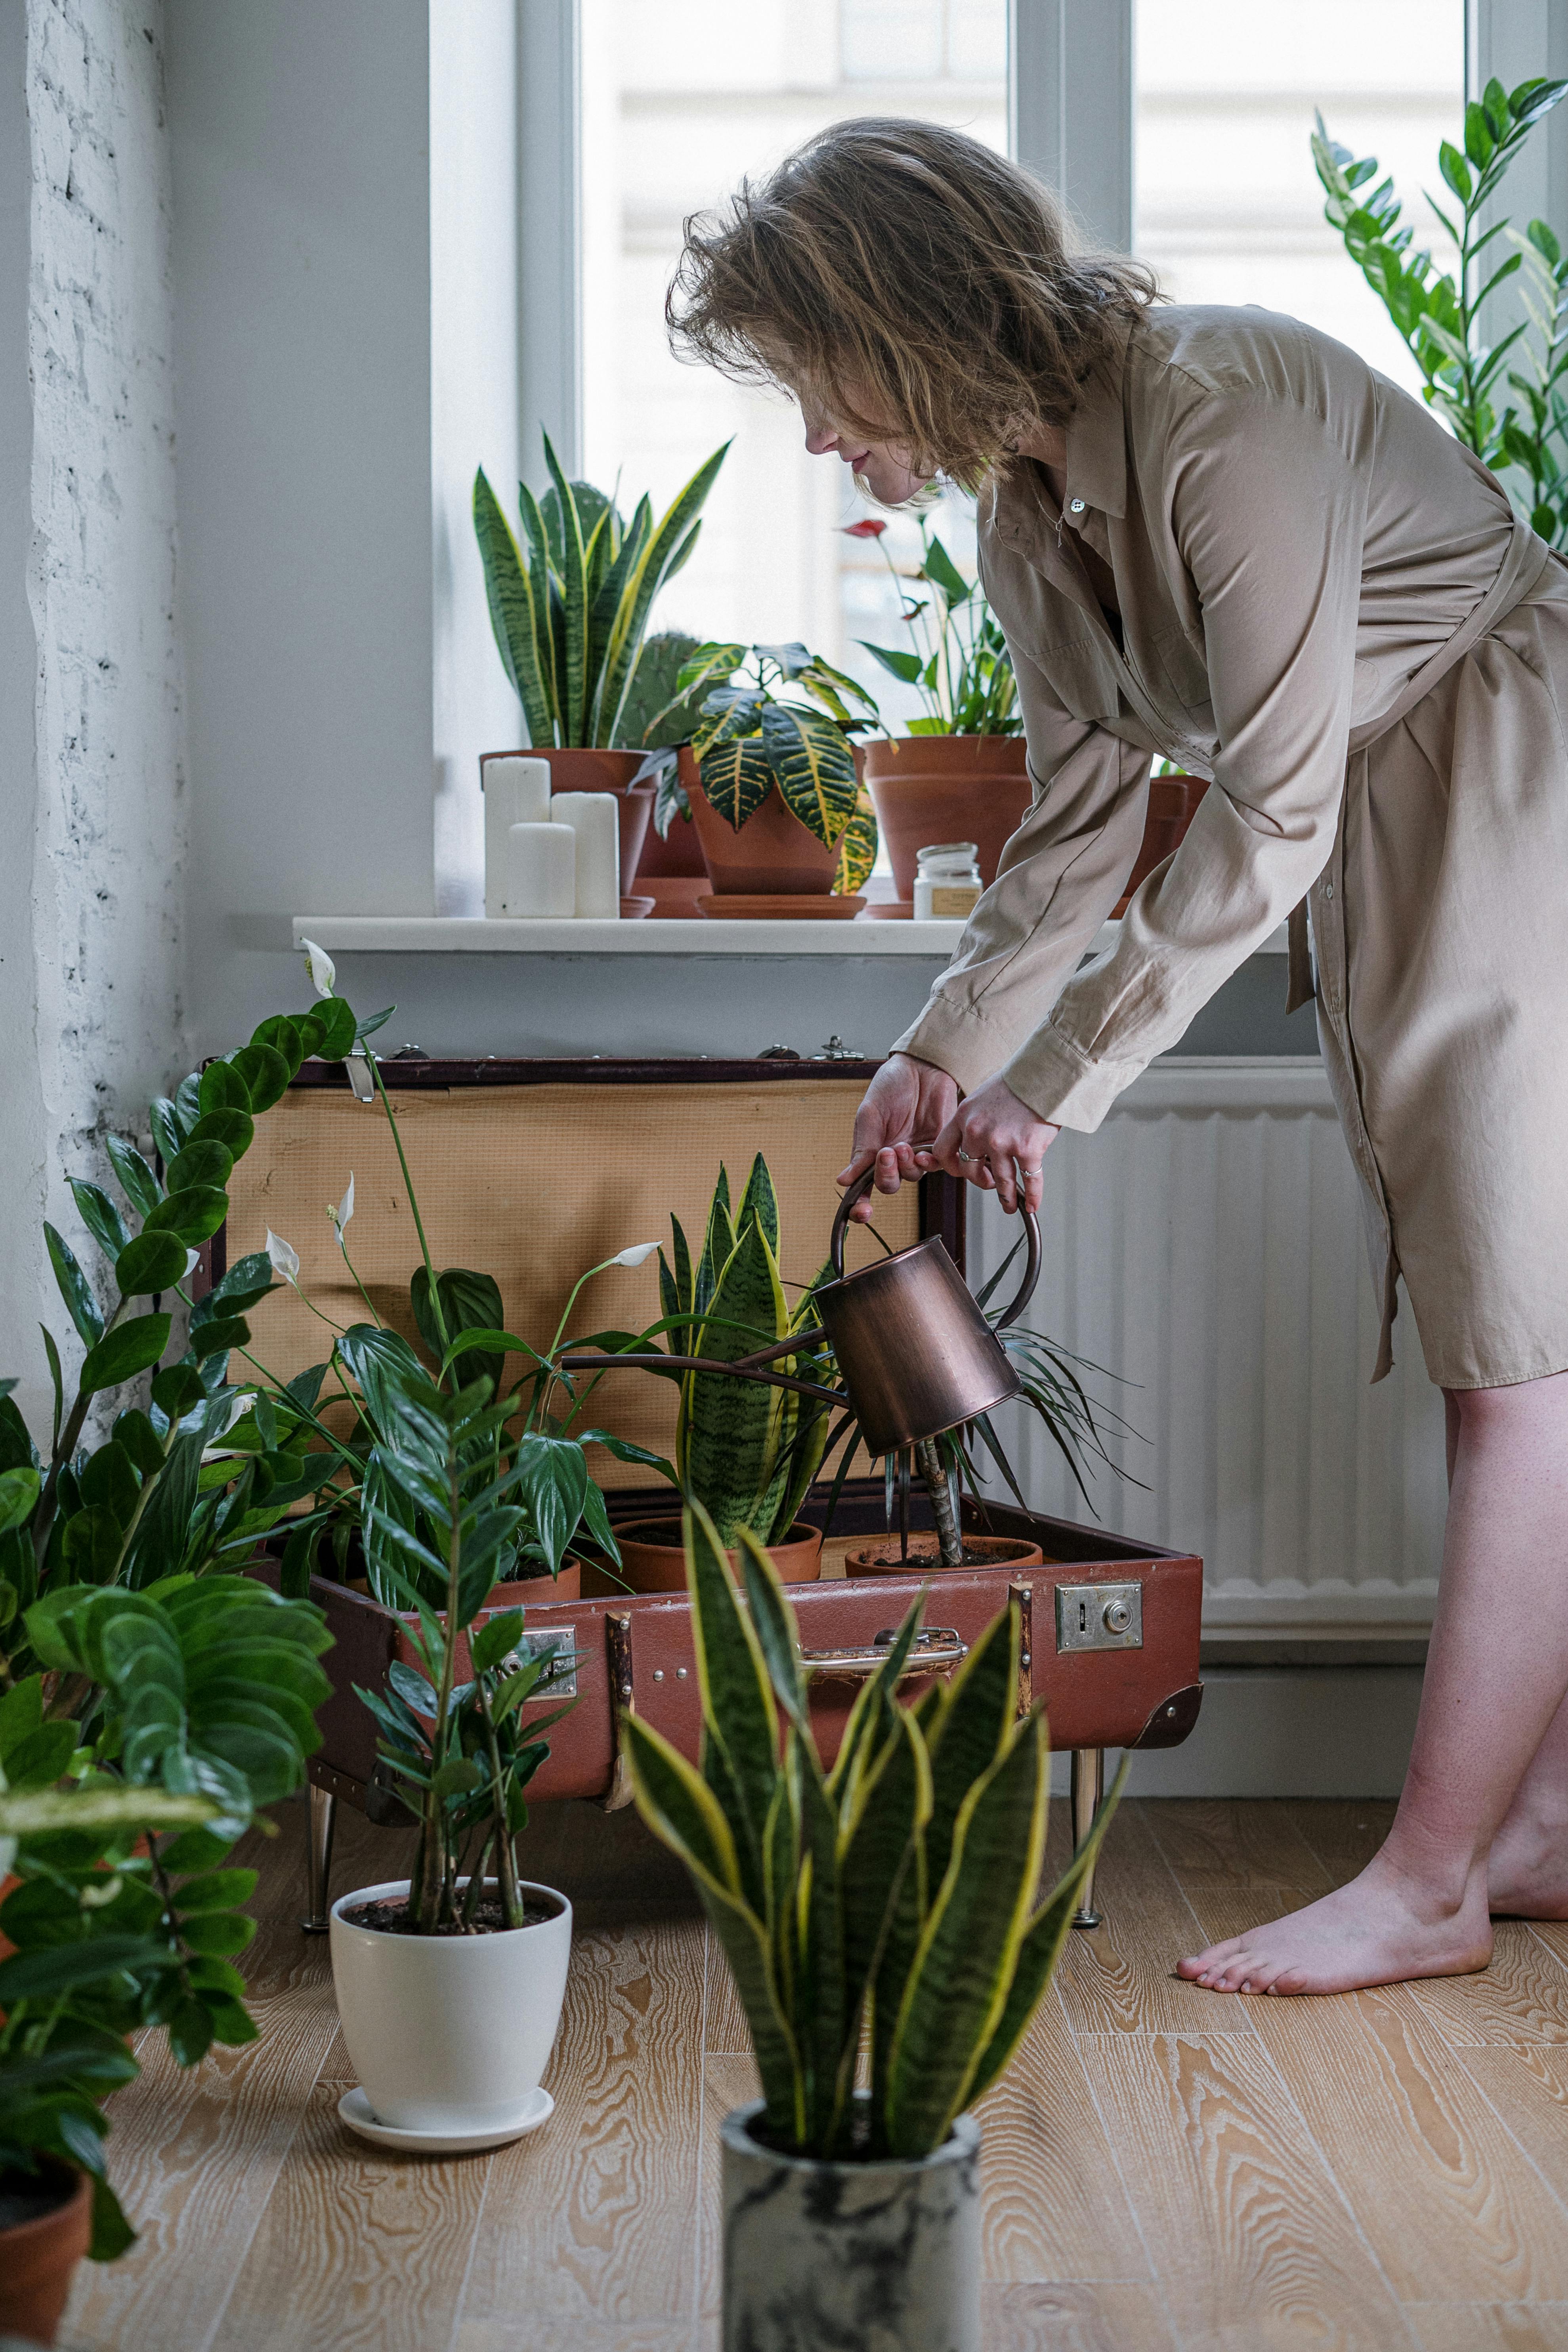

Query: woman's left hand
left=915, top=1076, right=1059, bottom=1215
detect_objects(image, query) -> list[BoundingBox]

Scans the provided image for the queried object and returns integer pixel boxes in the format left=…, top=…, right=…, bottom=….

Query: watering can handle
left=830, top=1169, right=1042, bottom=1330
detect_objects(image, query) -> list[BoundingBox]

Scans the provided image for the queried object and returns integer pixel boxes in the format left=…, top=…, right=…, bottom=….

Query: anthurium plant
left=850, top=514, right=1020, bottom=737
left=0, top=1578, right=332, bottom=2255
left=623, top=1503, right=1122, bottom=2161
left=1313, top=75, right=1568, bottom=544
left=472, top=433, right=728, bottom=749
left=654, top=1157, right=835, bottom=1550
left=649, top=638, right=881, bottom=895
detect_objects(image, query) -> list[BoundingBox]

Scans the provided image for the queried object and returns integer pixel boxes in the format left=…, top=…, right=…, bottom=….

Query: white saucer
left=337, top=2083, right=554, bottom=2154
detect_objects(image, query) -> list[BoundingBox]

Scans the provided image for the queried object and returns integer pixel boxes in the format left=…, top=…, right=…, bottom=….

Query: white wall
left=165, top=0, right=437, bottom=1057
left=0, top=0, right=186, bottom=1432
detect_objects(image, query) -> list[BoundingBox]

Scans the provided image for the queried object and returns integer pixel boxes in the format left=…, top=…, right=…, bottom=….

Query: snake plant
left=472, top=434, right=728, bottom=748
left=623, top=1502, right=1123, bottom=2161
left=658, top=1158, right=833, bottom=1548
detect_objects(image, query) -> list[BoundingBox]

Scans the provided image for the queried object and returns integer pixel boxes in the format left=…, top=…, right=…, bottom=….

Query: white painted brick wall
left=3, top=0, right=185, bottom=1426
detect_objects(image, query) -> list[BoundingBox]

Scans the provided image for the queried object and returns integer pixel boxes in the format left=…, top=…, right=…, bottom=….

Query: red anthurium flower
left=839, top=518, right=888, bottom=538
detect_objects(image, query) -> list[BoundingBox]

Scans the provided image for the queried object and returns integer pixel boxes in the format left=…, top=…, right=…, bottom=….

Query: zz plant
left=623, top=1503, right=1121, bottom=2159
left=472, top=433, right=728, bottom=749
left=1313, top=75, right=1568, bottom=543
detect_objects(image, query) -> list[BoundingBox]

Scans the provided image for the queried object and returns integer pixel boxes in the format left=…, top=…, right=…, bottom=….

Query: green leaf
left=172, top=1907, right=257, bottom=1957
left=229, top=1042, right=291, bottom=1116
left=63, top=1505, right=122, bottom=1582
left=0, top=1464, right=40, bottom=1534
left=0, top=1934, right=175, bottom=2002
left=174, top=1867, right=258, bottom=1914
left=696, top=734, right=773, bottom=832
left=80, top=1314, right=171, bottom=1396
left=512, top=1433, right=588, bottom=1578
left=115, top=1230, right=189, bottom=1297
left=857, top=639, right=923, bottom=684
left=167, top=1995, right=215, bottom=2067
left=79, top=1440, right=139, bottom=1525
left=920, top=533, right=972, bottom=605
left=149, top=1097, right=186, bottom=1164
left=197, top=1062, right=251, bottom=1119
left=684, top=1501, right=777, bottom=1893
left=46, top=1222, right=104, bottom=1346
left=592, top=442, right=730, bottom=747
left=474, top=466, right=557, bottom=743
left=144, top=1187, right=228, bottom=1246
left=186, top=1107, right=254, bottom=1158
left=70, top=1180, right=132, bottom=1263
left=166, top=1139, right=235, bottom=1194
left=90, top=2173, right=138, bottom=2263
left=411, top=1266, right=505, bottom=1393
left=1438, top=139, right=1474, bottom=204
left=1463, top=98, right=1496, bottom=170
left=250, top=1014, right=305, bottom=1077
left=472, top=1607, right=525, bottom=1674
left=150, top=1364, right=207, bottom=1420
left=759, top=703, right=857, bottom=848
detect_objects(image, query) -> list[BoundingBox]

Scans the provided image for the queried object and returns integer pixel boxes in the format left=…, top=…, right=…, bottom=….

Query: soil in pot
left=342, top=1888, right=564, bottom=1935
left=684, top=751, right=845, bottom=898
left=846, top=1533, right=1044, bottom=1577
left=0, top=2161, right=94, bottom=2347
left=863, top=736, right=1030, bottom=901
left=613, top=1518, right=823, bottom=1592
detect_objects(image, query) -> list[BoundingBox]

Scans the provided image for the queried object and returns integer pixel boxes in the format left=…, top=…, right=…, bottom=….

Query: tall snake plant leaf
left=473, top=467, right=555, bottom=745
left=836, top=1710, right=931, bottom=2128
left=735, top=1152, right=780, bottom=1257
left=685, top=1501, right=779, bottom=1885
left=594, top=441, right=730, bottom=747
left=693, top=1172, right=733, bottom=1321
left=827, top=1593, right=926, bottom=1804
left=684, top=1219, right=790, bottom=1545
left=759, top=701, right=859, bottom=847
left=586, top=493, right=649, bottom=712
left=516, top=479, right=564, bottom=729
left=543, top=434, right=590, bottom=746
left=795, top=1743, right=851, bottom=2148
left=921, top=1602, right=1022, bottom=1894
left=734, top=1525, right=807, bottom=1730
left=883, top=1708, right=1050, bottom=2157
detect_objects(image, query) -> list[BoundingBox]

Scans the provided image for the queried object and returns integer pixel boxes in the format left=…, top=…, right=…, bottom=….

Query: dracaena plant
left=0, top=1568, right=331, bottom=2256
left=650, top=638, right=882, bottom=895
left=350, top=1364, right=578, bottom=1933
left=1313, top=75, right=1568, bottom=545
left=622, top=1503, right=1122, bottom=2161
left=850, top=514, right=1020, bottom=738
left=472, top=434, right=728, bottom=749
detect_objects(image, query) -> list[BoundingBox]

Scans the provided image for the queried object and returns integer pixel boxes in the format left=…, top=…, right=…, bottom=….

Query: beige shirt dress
left=894, top=303, right=1568, bottom=1390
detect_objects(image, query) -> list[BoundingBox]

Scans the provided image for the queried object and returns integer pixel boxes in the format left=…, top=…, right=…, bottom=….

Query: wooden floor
left=60, top=1792, right=1568, bottom=2352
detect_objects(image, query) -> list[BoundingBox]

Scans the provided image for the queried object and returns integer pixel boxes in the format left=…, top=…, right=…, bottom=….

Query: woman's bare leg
left=1178, top=1368, right=1568, bottom=1996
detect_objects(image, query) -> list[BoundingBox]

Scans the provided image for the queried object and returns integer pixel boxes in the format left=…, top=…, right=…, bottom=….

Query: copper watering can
left=562, top=1167, right=1041, bottom=1454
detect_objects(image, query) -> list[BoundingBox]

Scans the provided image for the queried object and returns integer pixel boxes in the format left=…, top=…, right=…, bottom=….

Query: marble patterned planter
left=719, top=2098, right=982, bottom=2351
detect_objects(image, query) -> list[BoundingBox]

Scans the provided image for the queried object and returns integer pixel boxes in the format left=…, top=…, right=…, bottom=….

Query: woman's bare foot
left=1177, top=1858, right=1494, bottom=1996
left=1487, top=1815, right=1568, bottom=1918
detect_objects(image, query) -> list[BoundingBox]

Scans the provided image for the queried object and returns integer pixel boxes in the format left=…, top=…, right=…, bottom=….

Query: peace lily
left=297, top=936, right=337, bottom=999
left=328, top=1174, right=355, bottom=1251
left=266, top=1228, right=300, bottom=1283
left=609, top=1241, right=659, bottom=1267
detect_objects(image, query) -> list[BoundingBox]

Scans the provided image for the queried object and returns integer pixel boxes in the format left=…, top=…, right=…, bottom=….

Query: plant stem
left=478, top=1677, right=523, bottom=1929
left=917, top=1437, right=964, bottom=1566
left=369, top=1056, right=450, bottom=1358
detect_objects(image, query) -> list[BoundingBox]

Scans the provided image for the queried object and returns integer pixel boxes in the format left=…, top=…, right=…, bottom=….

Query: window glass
left=1135, top=0, right=1466, bottom=397
left=579, top=0, right=1006, bottom=739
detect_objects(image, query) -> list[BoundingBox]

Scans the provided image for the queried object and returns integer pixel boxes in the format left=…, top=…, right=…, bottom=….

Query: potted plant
left=473, top=434, right=728, bottom=882
left=621, top=1502, right=1122, bottom=2352
left=851, top=514, right=1029, bottom=909
left=609, top=1155, right=834, bottom=1591
left=616, top=629, right=712, bottom=912
left=327, top=1360, right=578, bottom=2150
left=649, top=639, right=880, bottom=911
left=0, top=1576, right=331, bottom=2342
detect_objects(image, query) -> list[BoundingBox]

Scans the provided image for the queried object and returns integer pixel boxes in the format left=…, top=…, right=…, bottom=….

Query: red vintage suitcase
left=214, top=1055, right=1203, bottom=1928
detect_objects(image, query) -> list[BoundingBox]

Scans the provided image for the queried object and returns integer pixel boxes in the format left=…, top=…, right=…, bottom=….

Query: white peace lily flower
left=297, top=936, right=336, bottom=999
left=328, top=1173, right=355, bottom=1249
left=265, top=1228, right=300, bottom=1282
left=183, top=1248, right=201, bottom=1279
left=610, top=1242, right=660, bottom=1268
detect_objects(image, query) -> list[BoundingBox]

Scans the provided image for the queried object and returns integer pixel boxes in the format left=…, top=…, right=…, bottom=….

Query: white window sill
left=292, top=917, right=1291, bottom=959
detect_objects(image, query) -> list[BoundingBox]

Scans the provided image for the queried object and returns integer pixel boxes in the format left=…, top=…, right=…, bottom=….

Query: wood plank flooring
left=60, top=1794, right=1568, bottom=2352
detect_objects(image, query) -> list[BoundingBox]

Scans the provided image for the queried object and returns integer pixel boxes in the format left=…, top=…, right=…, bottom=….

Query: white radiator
left=966, top=1056, right=1446, bottom=1636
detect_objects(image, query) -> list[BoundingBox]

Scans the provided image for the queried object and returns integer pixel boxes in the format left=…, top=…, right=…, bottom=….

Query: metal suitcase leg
left=1070, top=1747, right=1105, bottom=1930
left=300, top=1785, right=338, bottom=1934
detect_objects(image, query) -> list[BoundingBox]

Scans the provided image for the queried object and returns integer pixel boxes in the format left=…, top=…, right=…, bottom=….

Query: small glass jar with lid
left=913, top=841, right=982, bottom=921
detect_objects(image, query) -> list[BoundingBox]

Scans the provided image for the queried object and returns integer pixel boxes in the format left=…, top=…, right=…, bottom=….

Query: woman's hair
left=667, top=117, right=1157, bottom=488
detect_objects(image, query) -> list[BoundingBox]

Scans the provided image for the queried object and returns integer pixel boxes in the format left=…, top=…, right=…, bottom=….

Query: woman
left=667, top=117, right=1568, bottom=1998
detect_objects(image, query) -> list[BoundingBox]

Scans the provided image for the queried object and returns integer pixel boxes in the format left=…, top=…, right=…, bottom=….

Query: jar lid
left=915, top=840, right=980, bottom=863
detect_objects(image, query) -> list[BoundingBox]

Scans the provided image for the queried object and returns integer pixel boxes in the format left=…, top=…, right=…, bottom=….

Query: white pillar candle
left=548, top=791, right=620, bottom=918
left=500, top=821, right=575, bottom=917
left=483, top=757, right=552, bottom=917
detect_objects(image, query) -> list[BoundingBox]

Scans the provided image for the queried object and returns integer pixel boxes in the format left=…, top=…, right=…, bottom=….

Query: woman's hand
left=837, top=1053, right=960, bottom=1221
left=915, top=1074, right=1059, bottom=1215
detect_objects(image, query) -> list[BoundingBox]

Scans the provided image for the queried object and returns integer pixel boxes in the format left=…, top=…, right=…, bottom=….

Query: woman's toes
left=1178, top=1935, right=1243, bottom=1981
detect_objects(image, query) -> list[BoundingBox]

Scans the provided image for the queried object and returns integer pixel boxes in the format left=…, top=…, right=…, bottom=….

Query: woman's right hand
left=837, top=1053, right=960, bottom=1221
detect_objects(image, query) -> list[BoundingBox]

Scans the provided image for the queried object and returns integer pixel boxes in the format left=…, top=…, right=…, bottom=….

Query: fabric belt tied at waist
left=1285, top=516, right=1556, bottom=1014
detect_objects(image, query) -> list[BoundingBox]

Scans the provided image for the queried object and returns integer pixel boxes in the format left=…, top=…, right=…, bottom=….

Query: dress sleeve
left=890, top=635, right=1152, bottom=1091
left=899, top=390, right=1366, bottom=1129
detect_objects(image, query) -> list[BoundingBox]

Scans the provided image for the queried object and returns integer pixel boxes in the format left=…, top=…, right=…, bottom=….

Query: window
left=578, top=0, right=1007, bottom=731
left=1135, top=0, right=1467, bottom=397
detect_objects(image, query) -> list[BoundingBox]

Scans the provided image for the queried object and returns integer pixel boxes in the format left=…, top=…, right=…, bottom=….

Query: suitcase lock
left=1055, top=1581, right=1144, bottom=1653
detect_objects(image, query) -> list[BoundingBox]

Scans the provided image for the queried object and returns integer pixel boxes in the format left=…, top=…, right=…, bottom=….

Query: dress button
left=1324, top=881, right=1334, bottom=900
left=1069, top=497, right=1086, bottom=515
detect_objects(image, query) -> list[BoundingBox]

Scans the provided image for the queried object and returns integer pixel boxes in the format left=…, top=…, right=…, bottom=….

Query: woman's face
left=800, top=396, right=931, bottom=506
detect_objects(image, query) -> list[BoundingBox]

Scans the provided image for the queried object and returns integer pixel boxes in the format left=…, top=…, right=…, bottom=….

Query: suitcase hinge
left=1011, top=1580, right=1034, bottom=1718
left=601, top=1611, right=637, bottom=1813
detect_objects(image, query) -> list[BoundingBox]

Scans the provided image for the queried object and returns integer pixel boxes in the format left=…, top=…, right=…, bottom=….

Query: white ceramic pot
left=329, top=1878, right=572, bottom=2132
left=719, top=2098, right=982, bottom=2352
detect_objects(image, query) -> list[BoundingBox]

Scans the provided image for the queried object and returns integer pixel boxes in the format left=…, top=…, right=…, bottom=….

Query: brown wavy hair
left=667, top=118, right=1157, bottom=489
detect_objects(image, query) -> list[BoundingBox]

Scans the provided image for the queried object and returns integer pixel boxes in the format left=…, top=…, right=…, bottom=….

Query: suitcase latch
left=1055, top=1582, right=1144, bottom=1653
left=800, top=1626, right=966, bottom=1682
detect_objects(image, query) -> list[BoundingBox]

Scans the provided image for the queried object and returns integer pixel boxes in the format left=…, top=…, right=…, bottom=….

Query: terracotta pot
left=1112, top=773, right=1209, bottom=915
left=862, top=736, right=1030, bottom=900
left=613, top=1519, right=823, bottom=1592
left=635, top=797, right=707, bottom=880
left=845, top=1533, right=1044, bottom=1578
left=0, top=2162, right=94, bottom=2346
left=682, top=749, right=845, bottom=898
left=349, top=1563, right=582, bottom=1606
left=479, top=747, right=653, bottom=889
